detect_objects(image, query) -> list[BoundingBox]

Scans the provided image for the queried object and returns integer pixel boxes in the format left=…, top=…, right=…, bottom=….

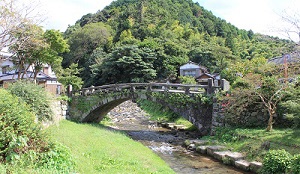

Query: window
left=1, top=65, right=9, bottom=74
left=184, top=70, right=196, bottom=77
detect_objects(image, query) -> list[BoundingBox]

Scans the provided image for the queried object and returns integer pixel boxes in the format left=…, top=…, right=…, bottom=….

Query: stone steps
left=184, top=140, right=263, bottom=173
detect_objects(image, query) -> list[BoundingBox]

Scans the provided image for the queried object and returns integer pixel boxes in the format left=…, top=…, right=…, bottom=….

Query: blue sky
left=38, top=0, right=299, bottom=41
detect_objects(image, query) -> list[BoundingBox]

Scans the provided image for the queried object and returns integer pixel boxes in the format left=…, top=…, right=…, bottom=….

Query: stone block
left=250, top=161, right=263, bottom=173
left=225, top=152, right=244, bottom=164
left=212, top=151, right=231, bottom=161
left=235, top=160, right=250, bottom=171
left=190, top=139, right=209, bottom=146
left=206, top=145, right=226, bottom=156
left=196, top=146, right=207, bottom=154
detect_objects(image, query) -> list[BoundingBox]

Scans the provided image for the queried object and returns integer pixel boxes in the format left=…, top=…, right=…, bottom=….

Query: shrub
left=7, top=80, right=53, bottom=121
left=290, top=154, right=300, bottom=173
left=261, top=149, right=292, bottom=174
left=0, top=88, right=75, bottom=173
left=0, top=89, right=44, bottom=162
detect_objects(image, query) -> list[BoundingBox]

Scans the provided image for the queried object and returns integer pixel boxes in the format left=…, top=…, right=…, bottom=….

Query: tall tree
left=63, top=22, right=112, bottom=84
left=0, top=0, right=43, bottom=50
left=99, top=45, right=157, bottom=84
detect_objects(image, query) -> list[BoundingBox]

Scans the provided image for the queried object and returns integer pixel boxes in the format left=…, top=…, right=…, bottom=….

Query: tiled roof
left=268, top=52, right=300, bottom=64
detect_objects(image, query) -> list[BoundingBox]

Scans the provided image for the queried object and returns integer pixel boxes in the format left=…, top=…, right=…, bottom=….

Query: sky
left=35, top=0, right=300, bottom=41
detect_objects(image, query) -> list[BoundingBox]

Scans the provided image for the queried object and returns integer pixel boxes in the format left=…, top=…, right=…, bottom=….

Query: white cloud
left=196, top=0, right=300, bottom=41
left=39, top=0, right=115, bottom=31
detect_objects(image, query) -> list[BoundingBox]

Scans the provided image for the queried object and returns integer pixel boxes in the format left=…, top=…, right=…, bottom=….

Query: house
left=179, top=61, right=208, bottom=78
left=0, top=51, right=62, bottom=95
left=268, top=53, right=300, bottom=65
left=196, top=72, right=221, bottom=85
left=268, top=52, right=300, bottom=77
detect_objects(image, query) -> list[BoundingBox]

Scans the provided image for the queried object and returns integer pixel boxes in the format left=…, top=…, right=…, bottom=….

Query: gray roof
left=180, top=62, right=200, bottom=70
left=0, top=71, right=56, bottom=82
left=268, top=52, right=300, bottom=64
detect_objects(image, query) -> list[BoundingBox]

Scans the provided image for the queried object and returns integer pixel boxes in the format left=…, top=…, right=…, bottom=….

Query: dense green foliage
left=261, top=150, right=292, bottom=174
left=261, top=150, right=300, bottom=174
left=0, top=89, right=39, bottom=162
left=62, top=0, right=295, bottom=87
left=278, top=76, right=300, bottom=128
left=0, top=88, right=75, bottom=173
left=178, top=75, right=197, bottom=84
left=47, top=120, right=175, bottom=173
left=7, top=80, right=53, bottom=122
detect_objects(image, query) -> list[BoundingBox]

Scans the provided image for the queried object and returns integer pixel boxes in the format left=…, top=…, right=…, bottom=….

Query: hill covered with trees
left=62, top=0, right=296, bottom=87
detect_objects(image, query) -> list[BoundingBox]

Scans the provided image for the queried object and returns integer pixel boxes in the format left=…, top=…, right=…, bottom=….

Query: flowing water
left=106, top=101, right=251, bottom=174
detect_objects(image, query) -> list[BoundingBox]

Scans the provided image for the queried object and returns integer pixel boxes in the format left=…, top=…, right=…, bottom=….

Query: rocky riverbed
left=106, top=100, right=250, bottom=174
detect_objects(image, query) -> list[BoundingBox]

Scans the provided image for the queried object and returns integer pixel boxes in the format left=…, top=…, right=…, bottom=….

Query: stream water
left=106, top=101, right=250, bottom=174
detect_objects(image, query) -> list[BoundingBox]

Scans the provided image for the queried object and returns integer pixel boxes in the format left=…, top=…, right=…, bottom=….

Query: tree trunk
left=266, top=109, right=275, bottom=131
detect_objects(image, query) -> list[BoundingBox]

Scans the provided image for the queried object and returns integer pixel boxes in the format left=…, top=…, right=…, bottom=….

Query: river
left=106, top=101, right=250, bottom=174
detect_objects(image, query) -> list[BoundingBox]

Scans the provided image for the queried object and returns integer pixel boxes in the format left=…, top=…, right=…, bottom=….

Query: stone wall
left=151, top=97, right=213, bottom=136
left=210, top=97, right=225, bottom=135
left=42, top=100, right=68, bottom=127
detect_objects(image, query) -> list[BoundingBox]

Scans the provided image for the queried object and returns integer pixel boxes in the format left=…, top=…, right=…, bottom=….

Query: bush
left=261, top=149, right=292, bottom=174
left=0, top=89, right=44, bottom=162
left=0, top=88, right=75, bottom=173
left=290, top=154, right=300, bottom=173
left=7, top=80, right=53, bottom=121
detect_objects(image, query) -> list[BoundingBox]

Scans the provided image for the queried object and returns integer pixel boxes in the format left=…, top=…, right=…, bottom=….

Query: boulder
left=187, top=144, right=196, bottom=151
left=196, top=146, right=207, bottom=154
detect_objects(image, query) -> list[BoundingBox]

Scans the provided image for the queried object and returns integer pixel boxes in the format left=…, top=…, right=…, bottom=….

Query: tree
left=226, top=60, right=290, bottom=131
left=0, top=0, right=43, bottom=50
left=58, top=63, right=83, bottom=90
left=9, top=25, right=69, bottom=81
left=278, top=9, right=300, bottom=43
left=63, top=22, right=112, bottom=83
left=245, top=74, right=287, bottom=131
left=99, top=45, right=157, bottom=84
left=9, top=24, right=46, bottom=79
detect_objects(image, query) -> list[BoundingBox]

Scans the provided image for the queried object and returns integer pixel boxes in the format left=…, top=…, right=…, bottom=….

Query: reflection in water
left=107, top=101, right=250, bottom=174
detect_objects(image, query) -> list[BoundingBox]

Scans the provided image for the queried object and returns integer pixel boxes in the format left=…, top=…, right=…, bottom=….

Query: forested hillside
left=62, top=0, right=296, bottom=87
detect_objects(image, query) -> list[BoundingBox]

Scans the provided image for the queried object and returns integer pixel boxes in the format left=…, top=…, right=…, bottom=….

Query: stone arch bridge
left=68, top=79, right=229, bottom=135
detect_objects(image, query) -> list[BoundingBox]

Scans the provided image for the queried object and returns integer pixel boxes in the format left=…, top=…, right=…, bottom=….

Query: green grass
left=47, top=120, right=175, bottom=174
left=202, top=127, right=300, bottom=162
left=137, top=99, right=195, bottom=130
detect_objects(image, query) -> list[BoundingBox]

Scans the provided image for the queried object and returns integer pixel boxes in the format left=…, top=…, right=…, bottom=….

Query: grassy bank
left=137, top=99, right=195, bottom=130
left=202, top=127, right=300, bottom=162
left=47, top=120, right=175, bottom=174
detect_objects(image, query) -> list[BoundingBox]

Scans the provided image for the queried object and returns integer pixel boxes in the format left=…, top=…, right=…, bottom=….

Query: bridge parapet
left=70, top=79, right=228, bottom=96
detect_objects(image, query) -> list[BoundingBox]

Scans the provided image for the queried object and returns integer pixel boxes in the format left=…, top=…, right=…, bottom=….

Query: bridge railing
left=70, top=78, right=229, bottom=96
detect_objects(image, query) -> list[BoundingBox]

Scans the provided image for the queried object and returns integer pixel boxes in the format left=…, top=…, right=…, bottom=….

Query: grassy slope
left=137, top=99, right=195, bottom=130
left=203, top=128, right=300, bottom=161
left=47, top=120, right=175, bottom=174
